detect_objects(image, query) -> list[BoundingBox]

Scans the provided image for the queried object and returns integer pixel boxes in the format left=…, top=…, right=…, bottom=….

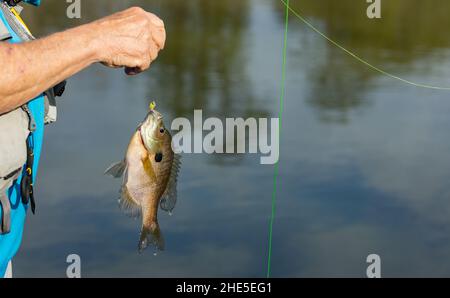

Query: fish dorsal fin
left=160, top=154, right=181, bottom=213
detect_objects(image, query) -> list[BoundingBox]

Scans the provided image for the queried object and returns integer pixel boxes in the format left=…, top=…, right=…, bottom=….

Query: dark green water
left=13, top=0, right=450, bottom=277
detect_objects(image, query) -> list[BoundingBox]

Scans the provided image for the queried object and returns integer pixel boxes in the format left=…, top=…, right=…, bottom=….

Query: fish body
left=105, top=106, right=180, bottom=252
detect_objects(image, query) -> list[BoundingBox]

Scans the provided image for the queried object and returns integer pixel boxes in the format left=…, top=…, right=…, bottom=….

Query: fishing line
left=280, top=0, right=450, bottom=91
left=267, top=0, right=290, bottom=279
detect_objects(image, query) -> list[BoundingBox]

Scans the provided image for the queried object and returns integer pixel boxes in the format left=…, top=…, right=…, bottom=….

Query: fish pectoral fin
left=119, top=184, right=141, bottom=218
left=104, top=160, right=127, bottom=178
left=138, top=222, right=165, bottom=252
left=160, top=154, right=181, bottom=213
left=142, top=154, right=157, bottom=180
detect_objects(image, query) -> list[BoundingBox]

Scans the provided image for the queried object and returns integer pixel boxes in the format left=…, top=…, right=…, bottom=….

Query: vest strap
left=1, top=168, right=21, bottom=180
left=0, top=192, right=11, bottom=234
left=0, top=15, right=10, bottom=40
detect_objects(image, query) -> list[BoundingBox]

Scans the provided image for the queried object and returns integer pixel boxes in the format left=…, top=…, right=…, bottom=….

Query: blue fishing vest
left=0, top=0, right=45, bottom=277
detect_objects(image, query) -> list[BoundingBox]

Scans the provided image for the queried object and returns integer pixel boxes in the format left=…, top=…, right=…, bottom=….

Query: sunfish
left=105, top=102, right=181, bottom=252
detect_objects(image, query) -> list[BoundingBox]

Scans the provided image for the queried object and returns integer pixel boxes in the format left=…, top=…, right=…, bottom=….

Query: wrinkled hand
left=90, top=7, right=166, bottom=75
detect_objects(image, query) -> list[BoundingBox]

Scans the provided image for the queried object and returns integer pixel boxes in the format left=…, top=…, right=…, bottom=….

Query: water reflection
left=15, top=0, right=274, bottom=277
left=25, top=0, right=263, bottom=117
left=276, top=0, right=450, bottom=122
left=25, top=0, right=269, bottom=164
left=307, top=49, right=372, bottom=124
left=153, top=0, right=253, bottom=117
left=271, top=0, right=450, bottom=277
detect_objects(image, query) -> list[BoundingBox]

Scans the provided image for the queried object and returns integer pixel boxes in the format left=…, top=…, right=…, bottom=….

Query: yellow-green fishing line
left=281, top=0, right=450, bottom=91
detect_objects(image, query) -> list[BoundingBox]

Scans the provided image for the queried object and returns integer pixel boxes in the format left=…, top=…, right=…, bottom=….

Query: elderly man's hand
left=90, top=7, right=166, bottom=75
left=0, top=6, right=166, bottom=113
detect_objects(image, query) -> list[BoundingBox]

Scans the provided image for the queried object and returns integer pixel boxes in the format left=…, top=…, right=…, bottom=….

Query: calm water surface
left=13, top=0, right=450, bottom=277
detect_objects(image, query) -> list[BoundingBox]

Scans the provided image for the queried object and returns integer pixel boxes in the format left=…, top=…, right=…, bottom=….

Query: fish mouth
left=149, top=109, right=163, bottom=122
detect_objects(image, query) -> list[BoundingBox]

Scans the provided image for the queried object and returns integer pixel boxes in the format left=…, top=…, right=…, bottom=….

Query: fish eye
left=159, top=128, right=165, bottom=134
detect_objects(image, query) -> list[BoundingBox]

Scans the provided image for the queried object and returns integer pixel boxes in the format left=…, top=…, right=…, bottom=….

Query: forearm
left=0, top=7, right=166, bottom=115
left=0, top=23, right=99, bottom=114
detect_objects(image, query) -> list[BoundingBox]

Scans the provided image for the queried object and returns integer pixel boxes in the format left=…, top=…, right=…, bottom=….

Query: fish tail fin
left=138, top=222, right=165, bottom=253
left=104, top=160, right=126, bottom=178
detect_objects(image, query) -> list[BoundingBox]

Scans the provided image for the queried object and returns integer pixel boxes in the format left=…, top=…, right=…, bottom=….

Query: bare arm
left=0, top=7, right=165, bottom=114
left=0, top=25, right=97, bottom=113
